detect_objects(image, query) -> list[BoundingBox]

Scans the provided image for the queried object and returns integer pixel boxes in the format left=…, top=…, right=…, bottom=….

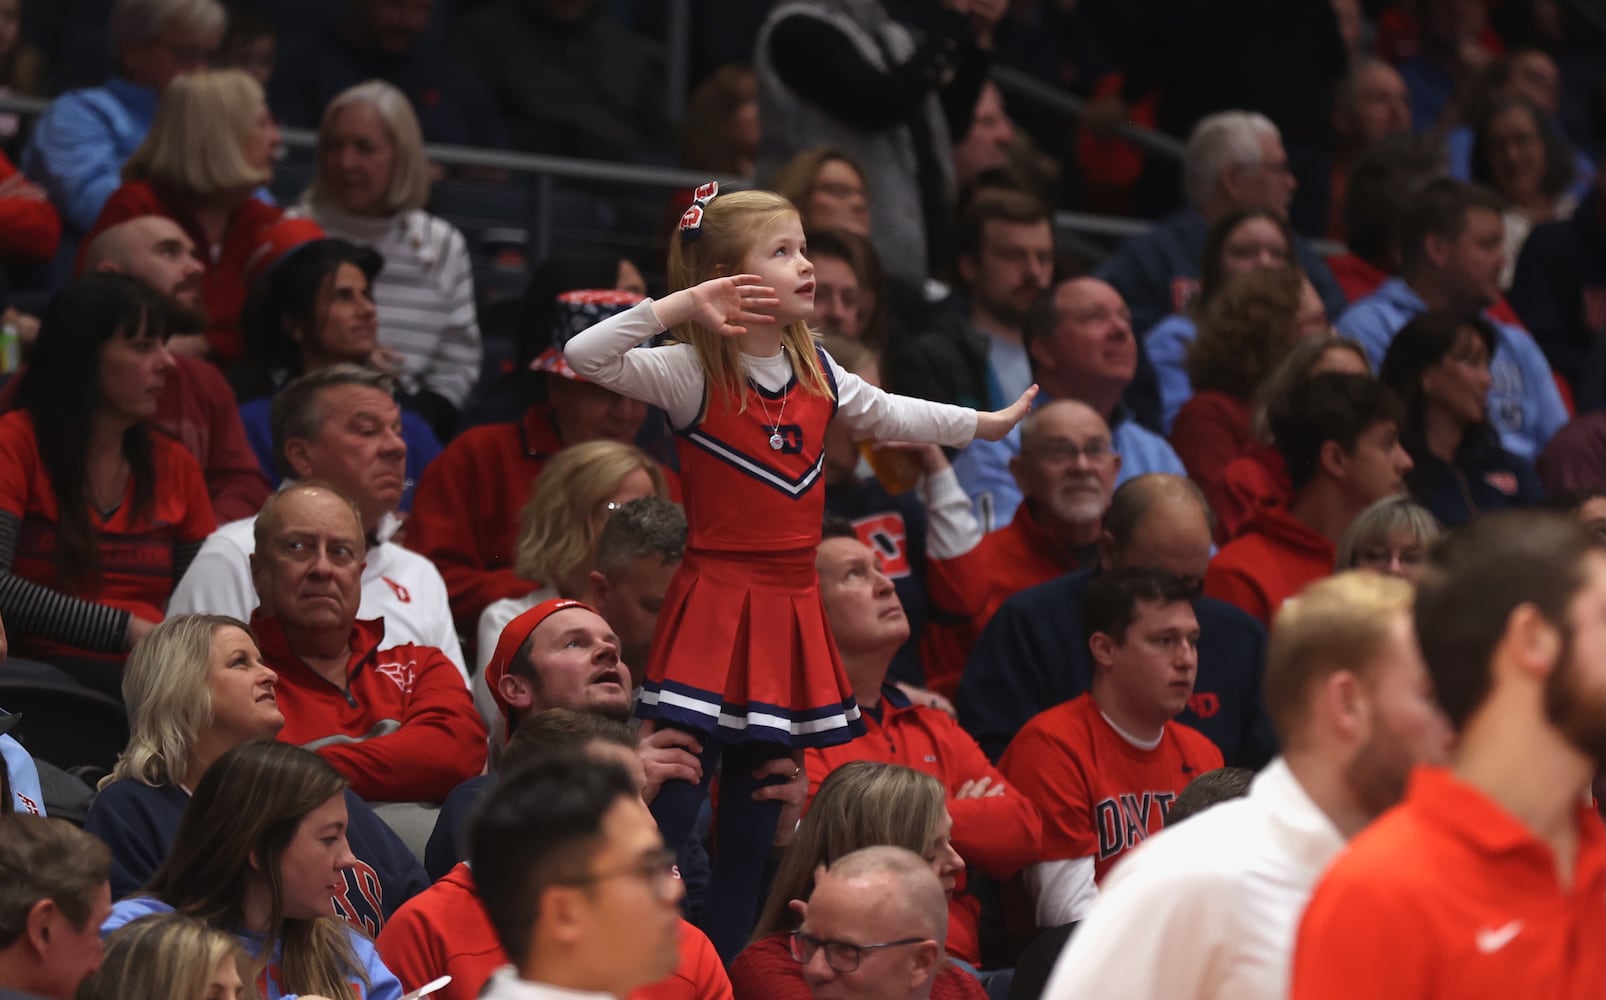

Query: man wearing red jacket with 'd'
left=806, top=519, right=1043, bottom=969
left=250, top=481, right=486, bottom=803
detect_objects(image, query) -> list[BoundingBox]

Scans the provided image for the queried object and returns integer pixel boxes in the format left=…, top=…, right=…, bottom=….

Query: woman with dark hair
left=1379, top=311, right=1544, bottom=526
left=234, top=238, right=440, bottom=509
left=1144, top=208, right=1299, bottom=432
left=0, top=273, right=215, bottom=691
left=102, top=740, right=406, bottom=1000
left=1470, top=95, right=1577, bottom=288
left=408, top=248, right=663, bottom=632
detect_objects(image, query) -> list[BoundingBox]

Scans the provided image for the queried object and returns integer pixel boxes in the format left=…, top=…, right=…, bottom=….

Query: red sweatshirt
left=1170, top=391, right=1253, bottom=502
left=376, top=862, right=732, bottom=1000
left=1212, top=445, right=1290, bottom=544
left=83, top=180, right=284, bottom=365
left=805, top=685, right=1043, bottom=965
left=922, top=502, right=1087, bottom=697
left=255, top=615, right=487, bottom=803
left=0, top=150, right=60, bottom=265
left=1203, top=506, right=1336, bottom=626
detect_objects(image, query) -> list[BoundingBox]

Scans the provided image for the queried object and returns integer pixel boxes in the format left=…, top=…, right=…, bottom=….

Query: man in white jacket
left=1041, top=570, right=1451, bottom=1000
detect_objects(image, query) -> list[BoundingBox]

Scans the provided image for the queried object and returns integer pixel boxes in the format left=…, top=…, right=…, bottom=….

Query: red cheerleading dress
left=637, top=350, right=865, bottom=750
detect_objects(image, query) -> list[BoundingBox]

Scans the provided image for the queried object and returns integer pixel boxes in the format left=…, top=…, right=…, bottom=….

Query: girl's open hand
left=685, top=274, right=781, bottom=337
left=975, top=384, right=1039, bottom=441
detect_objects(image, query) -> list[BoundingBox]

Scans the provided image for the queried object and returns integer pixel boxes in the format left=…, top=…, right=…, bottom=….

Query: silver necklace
left=757, top=389, right=787, bottom=450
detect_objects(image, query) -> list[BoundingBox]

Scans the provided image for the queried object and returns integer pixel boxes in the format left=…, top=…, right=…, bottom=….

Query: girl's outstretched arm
left=975, top=385, right=1039, bottom=441
left=650, top=274, right=780, bottom=336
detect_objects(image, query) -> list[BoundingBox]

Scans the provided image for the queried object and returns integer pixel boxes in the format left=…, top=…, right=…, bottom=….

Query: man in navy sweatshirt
left=959, top=473, right=1275, bottom=767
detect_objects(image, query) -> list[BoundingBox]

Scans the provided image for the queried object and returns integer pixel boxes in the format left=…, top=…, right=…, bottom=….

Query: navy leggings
left=649, top=731, right=792, bottom=964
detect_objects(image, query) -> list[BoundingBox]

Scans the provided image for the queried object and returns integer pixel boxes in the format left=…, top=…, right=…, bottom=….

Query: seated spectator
left=999, top=568, right=1225, bottom=931
left=408, top=288, right=654, bottom=629
left=270, top=0, right=506, bottom=149
left=248, top=483, right=486, bottom=803
left=1470, top=96, right=1578, bottom=288
left=1334, top=496, right=1442, bottom=583
left=753, top=0, right=1003, bottom=282
left=1042, top=572, right=1450, bottom=1000
left=1212, top=336, right=1372, bottom=542
left=83, top=69, right=282, bottom=367
left=884, top=190, right=1053, bottom=418
left=1336, top=178, right=1566, bottom=461
left=235, top=238, right=441, bottom=510
left=809, top=231, right=878, bottom=344
left=169, top=365, right=463, bottom=676
left=820, top=336, right=984, bottom=691
left=1449, top=48, right=1594, bottom=194
left=1323, top=132, right=1448, bottom=304
left=378, top=709, right=729, bottom=1000
left=474, top=441, right=667, bottom=721
left=729, top=761, right=983, bottom=1000
left=951, top=80, right=1019, bottom=197
left=770, top=147, right=872, bottom=240
left=1145, top=208, right=1296, bottom=432
left=680, top=65, right=760, bottom=180
left=451, top=0, right=669, bottom=161
left=1172, top=267, right=1325, bottom=500
left=85, top=613, right=427, bottom=930
left=1509, top=152, right=1606, bottom=407
left=924, top=400, right=1116, bottom=693
left=808, top=524, right=1041, bottom=970
left=960, top=474, right=1274, bottom=767
left=21, top=0, right=226, bottom=279
left=0, top=274, right=214, bottom=695
left=951, top=277, right=1185, bottom=528
left=80, top=913, right=249, bottom=1000
left=1, top=704, right=46, bottom=817
left=1162, top=766, right=1255, bottom=827
left=466, top=750, right=688, bottom=1000
left=1379, top=312, right=1544, bottom=526
left=0, top=814, right=112, bottom=1000
left=794, top=847, right=950, bottom=1000
left=1094, top=112, right=1346, bottom=343
left=214, top=7, right=273, bottom=89
left=82, top=217, right=270, bottom=520
left=1326, top=59, right=1412, bottom=240
left=297, top=80, right=484, bottom=439
left=0, top=149, right=59, bottom=268
left=1206, top=374, right=1413, bottom=625
left=102, top=741, right=406, bottom=999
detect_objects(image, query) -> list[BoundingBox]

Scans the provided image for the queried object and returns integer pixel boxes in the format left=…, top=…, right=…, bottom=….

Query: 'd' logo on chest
left=374, top=659, right=417, bottom=695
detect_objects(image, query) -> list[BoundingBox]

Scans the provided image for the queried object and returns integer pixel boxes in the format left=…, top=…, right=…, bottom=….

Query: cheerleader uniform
left=565, top=299, right=976, bottom=959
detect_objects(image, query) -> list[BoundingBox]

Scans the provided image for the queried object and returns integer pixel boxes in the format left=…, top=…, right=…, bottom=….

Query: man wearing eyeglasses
left=795, top=846, right=949, bottom=1000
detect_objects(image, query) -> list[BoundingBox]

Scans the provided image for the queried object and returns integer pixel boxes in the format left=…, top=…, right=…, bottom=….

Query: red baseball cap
left=244, top=216, right=328, bottom=286
left=485, top=598, right=598, bottom=730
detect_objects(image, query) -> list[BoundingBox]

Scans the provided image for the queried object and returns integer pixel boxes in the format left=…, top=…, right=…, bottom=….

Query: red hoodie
left=376, top=862, right=732, bottom=1000
left=255, top=615, right=487, bottom=803
left=1203, top=507, right=1335, bottom=626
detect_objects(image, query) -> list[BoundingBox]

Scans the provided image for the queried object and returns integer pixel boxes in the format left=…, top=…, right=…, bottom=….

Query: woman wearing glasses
left=729, top=761, right=983, bottom=1000
left=101, top=739, right=406, bottom=1000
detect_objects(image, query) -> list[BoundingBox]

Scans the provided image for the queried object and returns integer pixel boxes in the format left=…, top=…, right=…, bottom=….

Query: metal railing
left=991, top=66, right=1188, bottom=162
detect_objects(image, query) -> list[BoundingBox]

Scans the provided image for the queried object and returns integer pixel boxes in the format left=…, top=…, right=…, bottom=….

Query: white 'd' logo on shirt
left=1475, top=920, right=1523, bottom=954
left=374, top=659, right=417, bottom=695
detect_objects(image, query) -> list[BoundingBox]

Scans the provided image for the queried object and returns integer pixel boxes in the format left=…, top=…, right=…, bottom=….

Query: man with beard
left=885, top=190, right=1053, bottom=433
left=1041, top=571, right=1451, bottom=1000
left=922, top=400, right=1119, bottom=693
left=952, top=277, right=1186, bottom=529
left=0, top=216, right=271, bottom=522
left=1292, top=510, right=1606, bottom=999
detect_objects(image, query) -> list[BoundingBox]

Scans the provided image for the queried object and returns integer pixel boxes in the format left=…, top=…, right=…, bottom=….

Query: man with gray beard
left=920, top=399, right=1120, bottom=695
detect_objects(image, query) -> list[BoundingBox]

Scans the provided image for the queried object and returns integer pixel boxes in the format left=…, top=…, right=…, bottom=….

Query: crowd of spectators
left=3, top=1, right=1606, bottom=999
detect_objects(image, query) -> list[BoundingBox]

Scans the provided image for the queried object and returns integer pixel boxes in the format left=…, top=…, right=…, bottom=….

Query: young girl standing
left=563, top=185, right=1033, bottom=958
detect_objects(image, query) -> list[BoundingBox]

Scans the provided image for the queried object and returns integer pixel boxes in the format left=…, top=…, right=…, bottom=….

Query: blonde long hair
left=81, top=914, right=260, bottom=1000
left=107, top=614, right=256, bottom=791
left=123, top=69, right=270, bottom=197
left=752, top=761, right=947, bottom=941
left=666, top=189, right=834, bottom=411
left=512, top=440, right=668, bottom=589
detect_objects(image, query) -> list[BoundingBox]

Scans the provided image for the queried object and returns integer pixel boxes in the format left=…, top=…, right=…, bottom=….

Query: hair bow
left=678, top=181, right=721, bottom=242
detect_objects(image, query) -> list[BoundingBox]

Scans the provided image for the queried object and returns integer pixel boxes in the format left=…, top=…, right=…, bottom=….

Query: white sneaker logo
left=1475, top=920, right=1524, bottom=954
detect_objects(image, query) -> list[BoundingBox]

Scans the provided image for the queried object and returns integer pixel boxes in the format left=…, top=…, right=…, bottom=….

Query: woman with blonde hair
left=104, top=741, right=406, bottom=1000
left=80, top=913, right=256, bottom=1000
left=473, top=441, right=666, bottom=713
left=729, top=761, right=980, bottom=1000
left=83, top=68, right=283, bottom=366
left=297, top=80, right=482, bottom=438
left=85, top=614, right=427, bottom=929
left=1334, top=496, right=1442, bottom=583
